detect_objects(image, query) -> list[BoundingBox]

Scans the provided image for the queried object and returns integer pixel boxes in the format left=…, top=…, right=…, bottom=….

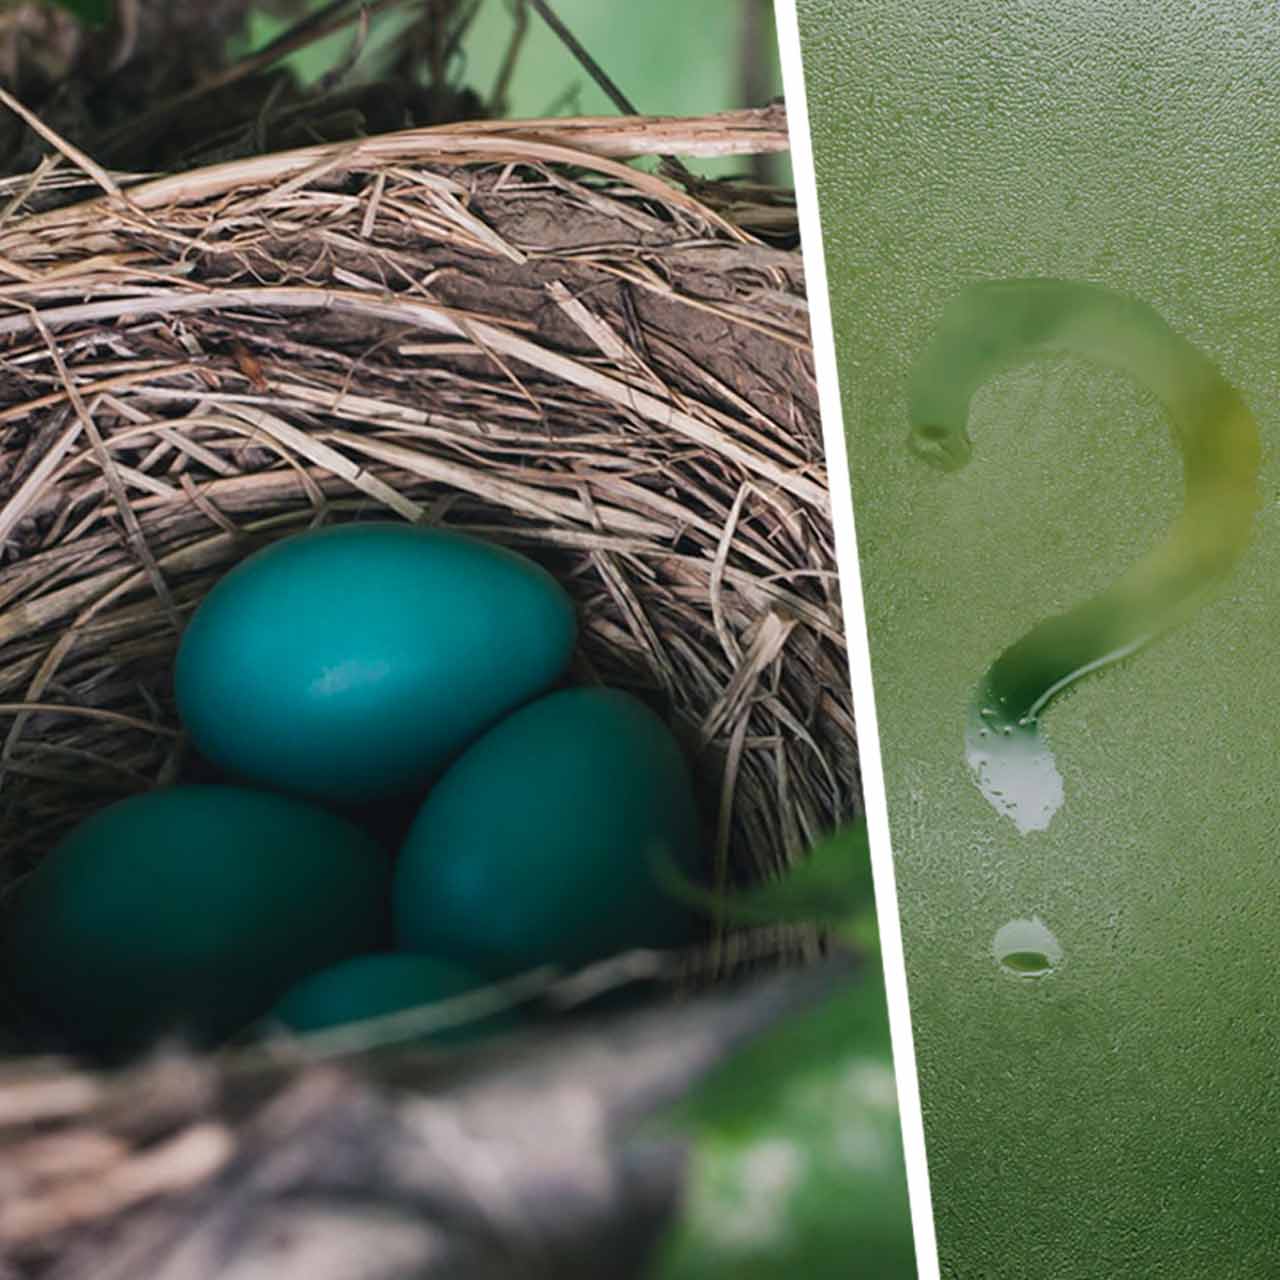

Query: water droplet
left=992, top=916, right=1062, bottom=978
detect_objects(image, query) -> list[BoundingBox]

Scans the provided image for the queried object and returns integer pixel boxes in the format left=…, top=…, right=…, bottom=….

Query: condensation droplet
left=991, top=916, right=1062, bottom=978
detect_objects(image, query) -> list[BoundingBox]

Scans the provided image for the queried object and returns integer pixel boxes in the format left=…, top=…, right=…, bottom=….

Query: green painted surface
left=796, top=2, right=1280, bottom=1275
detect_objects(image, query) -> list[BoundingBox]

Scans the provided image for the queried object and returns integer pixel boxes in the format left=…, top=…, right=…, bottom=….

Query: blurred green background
left=241, top=0, right=787, bottom=181
left=797, top=0, right=1280, bottom=1276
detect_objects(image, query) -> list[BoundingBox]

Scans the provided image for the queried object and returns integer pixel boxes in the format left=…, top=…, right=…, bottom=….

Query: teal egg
left=271, top=952, right=520, bottom=1043
left=174, top=522, right=577, bottom=804
left=394, top=687, right=703, bottom=976
left=2, top=786, right=390, bottom=1057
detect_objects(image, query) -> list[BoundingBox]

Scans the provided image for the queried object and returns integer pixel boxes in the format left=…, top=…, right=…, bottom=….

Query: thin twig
left=490, top=0, right=529, bottom=117
left=0, top=86, right=123, bottom=203
left=95, top=0, right=408, bottom=160
left=525, top=0, right=698, bottom=185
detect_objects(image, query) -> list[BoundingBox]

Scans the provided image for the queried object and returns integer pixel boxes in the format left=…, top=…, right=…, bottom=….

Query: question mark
left=908, top=278, right=1261, bottom=832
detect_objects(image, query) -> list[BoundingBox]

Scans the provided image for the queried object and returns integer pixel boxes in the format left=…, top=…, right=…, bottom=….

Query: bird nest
left=0, top=109, right=860, bottom=1272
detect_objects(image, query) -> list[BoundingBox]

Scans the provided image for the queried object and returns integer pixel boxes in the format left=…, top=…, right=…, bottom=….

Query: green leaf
left=657, top=820, right=878, bottom=947
left=649, top=964, right=916, bottom=1279
left=50, top=0, right=110, bottom=27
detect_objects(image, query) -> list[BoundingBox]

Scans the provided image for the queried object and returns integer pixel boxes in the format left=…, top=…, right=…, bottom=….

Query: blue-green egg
left=2, top=786, right=390, bottom=1058
left=394, top=687, right=703, bottom=976
left=175, top=522, right=577, bottom=804
left=270, top=952, right=521, bottom=1043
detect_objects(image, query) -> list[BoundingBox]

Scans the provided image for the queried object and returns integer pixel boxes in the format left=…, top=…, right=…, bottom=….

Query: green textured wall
left=795, top=2, right=1280, bottom=1275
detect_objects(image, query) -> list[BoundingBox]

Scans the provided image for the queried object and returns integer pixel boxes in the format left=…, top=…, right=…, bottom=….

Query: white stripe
left=773, top=4, right=940, bottom=1276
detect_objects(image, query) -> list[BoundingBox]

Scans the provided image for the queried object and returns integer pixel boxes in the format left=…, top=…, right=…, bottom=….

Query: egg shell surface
left=174, top=522, right=577, bottom=804
left=271, top=952, right=520, bottom=1043
left=394, top=687, right=702, bottom=976
left=2, top=785, right=390, bottom=1058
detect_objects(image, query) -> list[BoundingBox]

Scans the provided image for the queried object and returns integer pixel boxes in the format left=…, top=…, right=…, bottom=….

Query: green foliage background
left=652, top=823, right=914, bottom=1278
left=47, top=0, right=108, bottom=24
left=243, top=0, right=786, bottom=180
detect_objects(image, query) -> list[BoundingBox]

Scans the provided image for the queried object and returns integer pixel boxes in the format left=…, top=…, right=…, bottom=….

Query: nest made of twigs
left=0, top=105, right=861, bottom=1275
left=0, top=106, right=857, bottom=900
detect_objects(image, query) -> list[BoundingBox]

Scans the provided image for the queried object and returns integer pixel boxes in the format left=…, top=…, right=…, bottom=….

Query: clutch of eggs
left=2, top=524, right=705, bottom=1058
